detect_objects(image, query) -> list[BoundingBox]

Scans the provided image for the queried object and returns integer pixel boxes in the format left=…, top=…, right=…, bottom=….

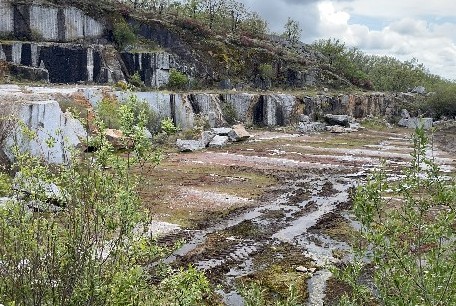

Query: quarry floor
left=136, top=125, right=456, bottom=306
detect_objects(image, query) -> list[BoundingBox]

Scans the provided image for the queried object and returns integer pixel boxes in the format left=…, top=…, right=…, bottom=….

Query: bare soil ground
left=137, top=127, right=455, bottom=305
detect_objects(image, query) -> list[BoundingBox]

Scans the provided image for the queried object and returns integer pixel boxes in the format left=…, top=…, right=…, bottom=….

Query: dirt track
left=140, top=127, right=455, bottom=305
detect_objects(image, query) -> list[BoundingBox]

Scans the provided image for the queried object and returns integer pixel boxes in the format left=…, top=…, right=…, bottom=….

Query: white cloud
left=238, top=0, right=456, bottom=79
left=314, top=1, right=456, bottom=79
left=334, top=0, right=456, bottom=19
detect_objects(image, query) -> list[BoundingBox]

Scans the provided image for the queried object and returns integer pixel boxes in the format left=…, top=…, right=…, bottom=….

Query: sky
left=238, top=0, right=456, bottom=80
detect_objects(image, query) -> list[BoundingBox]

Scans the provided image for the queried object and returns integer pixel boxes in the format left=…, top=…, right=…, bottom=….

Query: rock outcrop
left=1, top=87, right=87, bottom=164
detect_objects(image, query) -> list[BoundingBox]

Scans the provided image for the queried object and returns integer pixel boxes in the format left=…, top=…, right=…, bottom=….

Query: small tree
left=283, top=17, right=302, bottom=44
left=113, top=19, right=137, bottom=50
left=259, top=63, right=274, bottom=80
left=334, top=126, right=456, bottom=305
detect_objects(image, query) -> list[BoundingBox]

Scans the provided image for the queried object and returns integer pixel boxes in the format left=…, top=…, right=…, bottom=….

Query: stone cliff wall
left=98, top=90, right=411, bottom=129
left=0, top=0, right=104, bottom=42
left=0, top=85, right=421, bottom=163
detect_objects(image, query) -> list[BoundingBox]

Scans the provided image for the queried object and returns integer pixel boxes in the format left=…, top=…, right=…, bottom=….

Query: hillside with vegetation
left=1, top=0, right=455, bottom=118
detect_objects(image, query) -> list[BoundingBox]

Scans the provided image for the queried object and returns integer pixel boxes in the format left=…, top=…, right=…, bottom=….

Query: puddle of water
left=159, top=132, right=455, bottom=306
left=307, top=270, right=332, bottom=306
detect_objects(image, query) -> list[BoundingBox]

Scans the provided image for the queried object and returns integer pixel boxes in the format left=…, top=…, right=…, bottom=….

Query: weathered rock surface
left=0, top=0, right=104, bottom=42
left=401, top=109, right=410, bottom=119
left=201, top=130, right=216, bottom=147
left=326, top=125, right=346, bottom=133
left=209, top=135, right=229, bottom=148
left=398, top=117, right=433, bottom=129
left=121, top=52, right=173, bottom=88
left=212, top=127, right=233, bottom=136
left=324, top=114, right=351, bottom=127
left=176, top=139, right=204, bottom=152
left=298, top=122, right=326, bottom=133
left=104, top=129, right=129, bottom=149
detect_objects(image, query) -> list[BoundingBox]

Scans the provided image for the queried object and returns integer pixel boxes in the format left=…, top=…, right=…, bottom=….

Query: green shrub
left=156, top=266, right=211, bottom=305
left=221, top=102, right=237, bottom=125
left=128, top=71, right=144, bottom=89
left=97, top=96, right=121, bottom=129
left=167, top=69, right=188, bottom=90
left=0, top=97, right=212, bottom=305
left=0, top=172, right=11, bottom=197
left=160, top=117, right=178, bottom=135
left=113, top=20, right=137, bottom=50
left=0, top=101, right=159, bottom=304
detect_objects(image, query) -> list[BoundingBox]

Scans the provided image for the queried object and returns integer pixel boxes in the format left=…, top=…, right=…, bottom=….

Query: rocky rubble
left=298, top=113, right=363, bottom=134
left=176, top=124, right=251, bottom=152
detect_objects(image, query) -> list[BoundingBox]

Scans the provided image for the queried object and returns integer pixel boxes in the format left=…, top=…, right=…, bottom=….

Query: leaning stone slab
left=212, top=127, right=233, bottom=136
left=209, top=135, right=229, bottom=148
left=228, top=124, right=250, bottom=142
left=201, top=130, right=216, bottom=147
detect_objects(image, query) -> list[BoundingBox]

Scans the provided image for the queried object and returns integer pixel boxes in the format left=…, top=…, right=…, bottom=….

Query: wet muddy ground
left=137, top=126, right=455, bottom=305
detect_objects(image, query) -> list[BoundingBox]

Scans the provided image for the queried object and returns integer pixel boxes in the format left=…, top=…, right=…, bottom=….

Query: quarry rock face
left=0, top=0, right=104, bottom=42
left=0, top=41, right=174, bottom=86
left=0, top=0, right=175, bottom=87
left=121, top=52, right=173, bottom=88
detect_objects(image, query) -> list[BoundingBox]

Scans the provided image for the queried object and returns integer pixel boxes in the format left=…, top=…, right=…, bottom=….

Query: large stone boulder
left=209, top=135, right=229, bottom=148
left=324, top=114, right=351, bottom=127
left=297, top=122, right=326, bottom=133
left=228, top=124, right=250, bottom=142
left=200, top=130, right=216, bottom=147
left=401, top=109, right=410, bottom=119
left=398, top=117, right=433, bottom=130
left=176, top=139, right=204, bottom=152
left=212, top=127, right=233, bottom=136
left=326, top=125, right=346, bottom=133
left=411, top=86, right=426, bottom=94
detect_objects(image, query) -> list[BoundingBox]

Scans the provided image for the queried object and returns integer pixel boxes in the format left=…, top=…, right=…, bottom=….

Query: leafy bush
left=160, top=117, right=178, bottom=135
left=259, top=63, right=274, bottom=80
left=334, top=127, right=456, bottom=305
left=221, top=102, right=237, bottom=125
left=0, top=172, right=11, bottom=197
left=156, top=266, right=211, bottom=305
left=0, top=97, right=212, bottom=305
left=0, top=103, right=17, bottom=149
left=97, top=95, right=159, bottom=134
left=0, top=60, right=8, bottom=82
left=167, top=69, right=188, bottom=90
left=113, top=19, right=137, bottom=50
left=0, top=103, right=159, bottom=304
